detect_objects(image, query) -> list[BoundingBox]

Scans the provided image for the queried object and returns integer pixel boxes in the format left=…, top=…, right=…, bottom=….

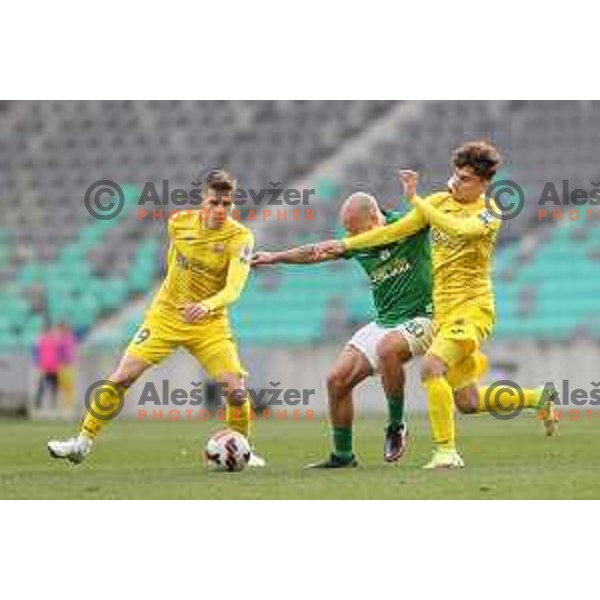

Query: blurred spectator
left=34, top=325, right=61, bottom=411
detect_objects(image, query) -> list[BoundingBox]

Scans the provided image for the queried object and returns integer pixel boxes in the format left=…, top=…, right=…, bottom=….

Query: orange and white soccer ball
left=205, top=429, right=251, bottom=472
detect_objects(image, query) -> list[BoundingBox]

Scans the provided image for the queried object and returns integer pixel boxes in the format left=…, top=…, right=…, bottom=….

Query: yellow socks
left=226, top=398, right=251, bottom=438
left=423, top=376, right=455, bottom=450
left=80, top=382, right=127, bottom=440
left=478, top=385, right=542, bottom=413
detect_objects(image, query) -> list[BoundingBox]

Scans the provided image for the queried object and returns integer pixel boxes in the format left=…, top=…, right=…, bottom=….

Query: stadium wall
left=3, top=339, right=600, bottom=418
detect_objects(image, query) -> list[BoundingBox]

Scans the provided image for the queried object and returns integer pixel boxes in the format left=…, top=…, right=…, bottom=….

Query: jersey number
left=134, top=327, right=150, bottom=344
left=405, top=322, right=425, bottom=338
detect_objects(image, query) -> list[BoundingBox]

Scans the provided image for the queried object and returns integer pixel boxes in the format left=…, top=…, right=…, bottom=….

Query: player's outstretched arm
left=252, top=241, right=342, bottom=267
left=412, top=197, right=501, bottom=238
left=342, top=209, right=427, bottom=252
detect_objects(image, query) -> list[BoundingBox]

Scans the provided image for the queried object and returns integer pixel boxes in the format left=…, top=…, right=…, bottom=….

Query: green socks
left=331, top=394, right=404, bottom=460
left=387, top=393, right=405, bottom=428
left=333, top=426, right=353, bottom=459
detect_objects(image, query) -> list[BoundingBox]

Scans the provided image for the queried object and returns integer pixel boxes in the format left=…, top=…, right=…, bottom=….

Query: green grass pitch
left=1, top=412, right=599, bottom=499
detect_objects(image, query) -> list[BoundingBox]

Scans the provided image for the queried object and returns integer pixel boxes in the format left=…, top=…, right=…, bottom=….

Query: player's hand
left=179, top=303, right=210, bottom=324
left=314, top=240, right=345, bottom=260
left=251, top=251, right=277, bottom=267
left=398, top=169, right=419, bottom=202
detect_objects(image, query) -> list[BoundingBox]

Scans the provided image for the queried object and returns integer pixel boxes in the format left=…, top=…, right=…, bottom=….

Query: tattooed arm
left=251, top=240, right=345, bottom=266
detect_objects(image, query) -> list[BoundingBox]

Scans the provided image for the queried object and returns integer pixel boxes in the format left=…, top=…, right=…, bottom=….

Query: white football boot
left=422, top=447, right=465, bottom=469
left=248, top=452, right=267, bottom=467
left=47, top=436, right=93, bottom=464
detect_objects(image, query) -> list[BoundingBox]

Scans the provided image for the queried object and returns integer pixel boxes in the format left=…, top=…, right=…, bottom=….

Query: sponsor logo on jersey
left=478, top=210, right=493, bottom=226
left=175, top=250, right=211, bottom=275
left=370, top=258, right=411, bottom=285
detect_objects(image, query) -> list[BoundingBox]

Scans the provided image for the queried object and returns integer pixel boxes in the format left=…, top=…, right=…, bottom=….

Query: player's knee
left=227, top=387, right=248, bottom=406
left=453, top=388, right=479, bottom=414
left=111, top=355, right=149, bottom=388
left=454, top=396, right=478, bottom=414
left=217, top=374, right=246, bottom=405
left=421, top=355, right=446, bottom=382
left=376, top=334, right=411, bottom=365
left=326, top=370, right=351, bottom=399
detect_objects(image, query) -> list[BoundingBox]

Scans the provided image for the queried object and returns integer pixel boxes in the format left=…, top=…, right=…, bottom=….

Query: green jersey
left=343, top=211, right=432, bottom=327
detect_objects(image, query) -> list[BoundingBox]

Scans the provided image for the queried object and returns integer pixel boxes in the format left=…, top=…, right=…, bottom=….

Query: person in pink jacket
left=34, top=325, right=62, bottom=410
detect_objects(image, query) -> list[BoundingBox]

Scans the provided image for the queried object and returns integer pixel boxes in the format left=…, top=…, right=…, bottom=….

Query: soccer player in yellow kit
left=48, top=169, right=265, bottom=466
left=319, top=141, right=557, bottom=469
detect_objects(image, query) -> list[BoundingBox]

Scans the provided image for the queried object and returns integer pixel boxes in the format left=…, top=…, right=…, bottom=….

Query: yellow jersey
left=343, top=192, right=501, bottom=325
left=147, top=212, right=254, bottom=323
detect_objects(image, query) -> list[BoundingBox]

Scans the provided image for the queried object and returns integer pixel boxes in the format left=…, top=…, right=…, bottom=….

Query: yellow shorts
left=125, top=311, right=246, bottom=378
left=428, top=307, right=493, bottom=391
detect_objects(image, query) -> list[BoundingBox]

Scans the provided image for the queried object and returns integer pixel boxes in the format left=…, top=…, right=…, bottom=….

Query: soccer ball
left=205, top=429, right=251, bottom=472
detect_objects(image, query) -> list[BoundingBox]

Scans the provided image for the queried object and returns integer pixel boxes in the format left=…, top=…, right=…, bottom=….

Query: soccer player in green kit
left=251, top=192, right=433, bottom=467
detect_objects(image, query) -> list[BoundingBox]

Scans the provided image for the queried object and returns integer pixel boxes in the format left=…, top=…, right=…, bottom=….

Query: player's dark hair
left=202, top=168, right=236, bottom=193
left=452, top=141, right=502, bottom=181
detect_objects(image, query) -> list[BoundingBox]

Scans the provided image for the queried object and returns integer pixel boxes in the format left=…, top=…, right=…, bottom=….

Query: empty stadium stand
left=1, top=100, right=600, bottom=351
